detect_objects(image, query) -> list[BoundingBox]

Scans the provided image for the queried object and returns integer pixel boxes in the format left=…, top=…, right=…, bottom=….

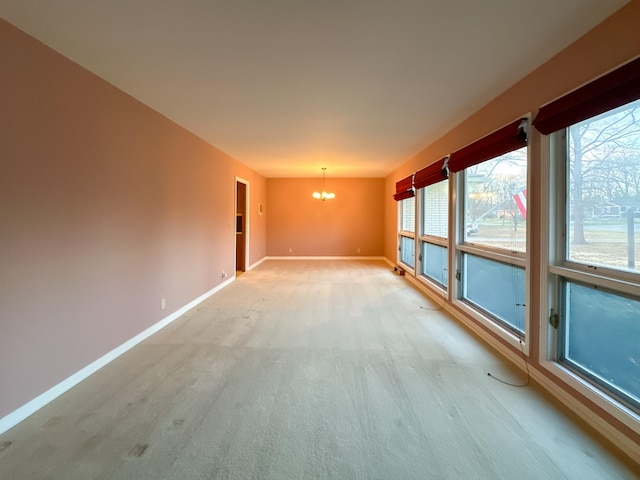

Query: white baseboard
left=265, top=256, right=385, bottom=261
left=0, top=276, right=235, bottom=436
left=247, top=256, right=267, bottom=271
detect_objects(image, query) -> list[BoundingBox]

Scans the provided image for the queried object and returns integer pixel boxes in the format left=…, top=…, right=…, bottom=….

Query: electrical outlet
left=221, top=271, right=227, bottom=278
left=161, top=298, right=166, bottom=310
left=289, top=247, right=293, bottom=253
left=357, top=248, right=361, bottom=253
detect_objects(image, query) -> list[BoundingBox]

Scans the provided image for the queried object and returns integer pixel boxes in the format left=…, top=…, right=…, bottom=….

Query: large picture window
left=394, top=175, right=416, bottom=269
left=399, top=196, right=415, bottom=269
left=417, top=158, right=449, bottom=289
left=537, top=57, right=640, bottom=416
left=450, top=119, right=529, bottom=339
left=546, top=98, right=640, bottom=412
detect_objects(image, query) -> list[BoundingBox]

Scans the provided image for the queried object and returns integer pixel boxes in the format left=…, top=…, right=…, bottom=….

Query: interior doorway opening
left=235, top=178, right=249, bottom=275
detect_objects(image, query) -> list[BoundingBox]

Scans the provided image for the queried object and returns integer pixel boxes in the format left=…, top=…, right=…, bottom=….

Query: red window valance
left=414, top=157, right=449, bottom=189
left=533, top=57, right=640, bottom=135
left=448, top=119, right=528, bottom=173
left=393, top=174, right=414, bottom=201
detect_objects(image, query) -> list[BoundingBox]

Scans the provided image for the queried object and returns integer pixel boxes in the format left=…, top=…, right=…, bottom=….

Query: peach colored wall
left=266, top=178, right=384, bottom=257
left=384, top=0, right=640, bottom=446
left=0, top=19, right=266, bottom=419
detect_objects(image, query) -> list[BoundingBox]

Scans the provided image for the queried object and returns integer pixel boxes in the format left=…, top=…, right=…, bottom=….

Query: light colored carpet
left=0, top=260, right=637, bottom=479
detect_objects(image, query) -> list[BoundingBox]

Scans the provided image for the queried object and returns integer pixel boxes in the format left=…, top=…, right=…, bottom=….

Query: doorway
left=235, top=177, right=249, bottom=275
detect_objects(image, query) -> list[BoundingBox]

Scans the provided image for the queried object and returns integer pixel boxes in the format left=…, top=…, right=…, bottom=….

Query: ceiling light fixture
left=312, top=167, right=335, bottom=201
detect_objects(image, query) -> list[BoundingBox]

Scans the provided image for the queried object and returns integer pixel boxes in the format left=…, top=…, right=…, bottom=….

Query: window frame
left=540, top=126, right=640, bottom=434
left=417, top=179, right=450, bottom=293
left=451, top=130, right=532, bottom=354
left=398, top=196, right=416, bottom=272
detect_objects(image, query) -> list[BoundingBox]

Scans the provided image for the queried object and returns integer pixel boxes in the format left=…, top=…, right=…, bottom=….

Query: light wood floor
left=0, top=260, right=638, bottom=479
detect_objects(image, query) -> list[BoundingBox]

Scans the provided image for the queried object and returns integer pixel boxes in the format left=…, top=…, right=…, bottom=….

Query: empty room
left=1, top=1, right=639, bottom=479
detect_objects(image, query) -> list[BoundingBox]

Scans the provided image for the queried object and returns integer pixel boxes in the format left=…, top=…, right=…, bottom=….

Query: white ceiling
left=0, top=1, right=629, bottom=177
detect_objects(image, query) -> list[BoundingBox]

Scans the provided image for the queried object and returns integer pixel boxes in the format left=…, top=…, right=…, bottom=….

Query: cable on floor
left=487, top=338, right=530, bottom=387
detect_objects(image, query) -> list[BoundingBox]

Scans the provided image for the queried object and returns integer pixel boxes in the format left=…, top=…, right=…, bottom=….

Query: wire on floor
left=487, top=338, right=530, bottom=387
left=419, top=302, right=445, bottom=312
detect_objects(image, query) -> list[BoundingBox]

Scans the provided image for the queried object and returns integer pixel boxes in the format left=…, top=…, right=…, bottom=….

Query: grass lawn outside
left=466, top=219, right=639, bottom=272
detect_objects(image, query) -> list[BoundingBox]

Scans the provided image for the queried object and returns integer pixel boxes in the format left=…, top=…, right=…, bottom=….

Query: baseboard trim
left=247, top=256, right=267, bottom=271
left=265, top=256, right=386, bottom=261
left=0, top=276, right=235, bottom=436
left=530, top=368, right=640, bottom=463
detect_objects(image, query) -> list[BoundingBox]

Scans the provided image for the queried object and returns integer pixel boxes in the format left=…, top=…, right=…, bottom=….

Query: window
left=566, top=102, right=640, bottom=273
left=419, top=174, right=449, bottom=289
left=399, top=196, right=415, bottom=269
left=462, top=253, right=525, bottom=334
left=450, top=119, right=529, bottom=339
left=560, top=280, right=640, bottom=409
left=423, top=180, right=448, bottom=237
left=422, top=243, right=448, bottom=288
left=459, top=148, right=528, bottom=334
left=464, top=148, right=527, bottom=252
left=535, top=57, right=640, bottom=417
left=394, top=174, right=416, bottom=269
left=401, top=195, right=415, bottom=233
left=547, top=98, right=640, bottom=412
left=400, top=234, right=415, bottom=268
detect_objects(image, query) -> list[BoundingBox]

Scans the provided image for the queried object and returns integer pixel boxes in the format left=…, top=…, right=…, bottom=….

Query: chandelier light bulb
left=312, top=167, right=335, bottom=201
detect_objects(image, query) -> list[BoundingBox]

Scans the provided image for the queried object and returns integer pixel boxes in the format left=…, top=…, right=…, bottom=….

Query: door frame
left=235, top=176, right=250, bottom=272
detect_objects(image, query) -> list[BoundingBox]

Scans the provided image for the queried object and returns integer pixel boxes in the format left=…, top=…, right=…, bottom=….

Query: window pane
left=422, top=242, right=448, bottom=288
left=401, top=197, right=415, bottom=232
left=462, top=253, right=525, bottom=334
left=422, top=181, right=448, bottom=237
left=464, top=147, right=527, bottom=252
left=562, top=281, right=640, bottom=409
left=567, top=99, right=640, bottom=274
left=400, top=235, right=415, bottom=268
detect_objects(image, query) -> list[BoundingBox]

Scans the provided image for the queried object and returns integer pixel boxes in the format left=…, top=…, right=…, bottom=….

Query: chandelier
left=312, top=167, right=335, bottom=201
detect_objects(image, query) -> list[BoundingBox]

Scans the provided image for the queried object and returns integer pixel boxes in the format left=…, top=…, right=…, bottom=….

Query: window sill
left=417, top=273, right=448, bottom=296
left=539, top=359, right=640, bottom=437
left=452, top=298, right=529, bottom=355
